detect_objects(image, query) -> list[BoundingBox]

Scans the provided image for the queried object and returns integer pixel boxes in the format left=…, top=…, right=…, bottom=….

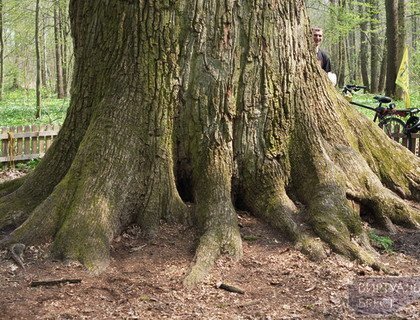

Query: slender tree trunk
left=0, top=0, right=4, bottom=100
left=1, top=0, right=419, bottom=286
left=337, top=36, right=346, bottom=87
left=378, top=39, right=387, bottom=93
left=385, top=0, right=399, bottom=96
left=413, top=13, right=418, bottom=50
left=394, top=0, right=406, bottom=98
left=360, top=3, right=370, bottom=89
left=54, top=0, right=65, bottom=99
left=369, top=0, right=380, bottom=93
left=41, top=13, right=48, bottom=88
left=347, top=1, right=357, bottom=83
left=59, top=5, right=69, bottom=96
left=35, top=0, right=42, bottom=118
left=334, top=0, right=346, bottom=87
left=397, top=0, right=406, bottom=61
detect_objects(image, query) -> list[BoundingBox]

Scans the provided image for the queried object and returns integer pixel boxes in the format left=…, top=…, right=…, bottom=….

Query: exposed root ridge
left=184, top=225, right=242, bottom=287
left=245, top=183, right=327, bottom=261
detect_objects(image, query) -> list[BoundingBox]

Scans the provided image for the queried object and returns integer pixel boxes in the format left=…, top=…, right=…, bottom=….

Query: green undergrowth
left=0, top=89, right=69, bottom=127
left=0, top=158, right=41, bottom=172
left=368, top=231, right=394, bottom=253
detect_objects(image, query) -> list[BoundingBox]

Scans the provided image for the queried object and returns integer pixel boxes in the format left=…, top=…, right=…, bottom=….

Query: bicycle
left=342, top=84, right=420, bottom=150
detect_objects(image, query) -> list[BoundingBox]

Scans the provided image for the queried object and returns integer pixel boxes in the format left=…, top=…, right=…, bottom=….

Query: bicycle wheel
left=378, top=117, right=405, bottom=139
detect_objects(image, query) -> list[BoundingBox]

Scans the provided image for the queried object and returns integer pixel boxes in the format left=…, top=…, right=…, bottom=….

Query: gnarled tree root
left=184, top=224, right=242, bottom=287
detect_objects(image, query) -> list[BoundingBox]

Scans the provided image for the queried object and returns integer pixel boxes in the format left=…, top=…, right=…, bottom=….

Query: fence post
left=24, top=125, right=31, bottom=157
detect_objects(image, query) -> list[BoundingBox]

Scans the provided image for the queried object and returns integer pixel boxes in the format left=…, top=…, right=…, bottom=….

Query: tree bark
left=0, top=0, right=4, bottom=100
left=378, top=39, right=387, bottom=93
left=59, top=2, right=69, bottom=97
left=54, top=0, right=65, bottom=99
left=385, top=0, right=399, bottom=96
left=413, top=12, right=418, bottom=50
left=1, top=0, right=419, bottom=285
left=369, top=0, right=380, bottom=93
left=394, top=0, right=406, bottom=99
left=41, top=13, right=48, bottom=89
left=360, top=2, right=370, bottom=89
left=346, top=1, right=357, bottom=84
left=337, top=35, right=346, bottom=87
left=35, top=0, right=42, bottom=118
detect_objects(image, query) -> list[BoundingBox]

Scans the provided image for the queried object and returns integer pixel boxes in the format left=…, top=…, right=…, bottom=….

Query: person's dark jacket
left=317, top=50, right=331, bottom=73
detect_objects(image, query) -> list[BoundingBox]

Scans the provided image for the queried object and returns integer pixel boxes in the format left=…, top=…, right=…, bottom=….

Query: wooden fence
left=0, top=124, right=419, bottom=166
left=386, top=128, right=420, bottom=157
left=1, top=125, right=61, bottom=165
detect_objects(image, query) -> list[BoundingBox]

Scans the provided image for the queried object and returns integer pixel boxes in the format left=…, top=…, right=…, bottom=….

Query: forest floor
left=0, top=170, right=419, bottom=320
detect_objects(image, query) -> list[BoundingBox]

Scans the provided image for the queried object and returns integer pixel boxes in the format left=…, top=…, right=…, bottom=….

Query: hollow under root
left=365, top=191, right=420, bottom=229
left=0, top=191, right=41, bottom=231
left=0, top=176, right=25, bottom=197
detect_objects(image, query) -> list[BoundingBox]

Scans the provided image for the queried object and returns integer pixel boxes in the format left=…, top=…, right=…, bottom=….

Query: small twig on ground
left=216, top=282, right=245, bottom=294
left=279, top=247, right=290, bottom=254
left=305, top=285, right=316, bottom=292
left=30, top=279, right=82, bottom=287
left=129, top=244, right=147, bottom=253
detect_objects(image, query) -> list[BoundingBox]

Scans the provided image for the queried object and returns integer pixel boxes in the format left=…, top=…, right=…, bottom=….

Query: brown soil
left=1, top=170, right=419, bottom=319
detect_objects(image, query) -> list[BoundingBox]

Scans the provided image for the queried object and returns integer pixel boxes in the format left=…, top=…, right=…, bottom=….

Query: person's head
left=311, top=27, right=323, bottom=48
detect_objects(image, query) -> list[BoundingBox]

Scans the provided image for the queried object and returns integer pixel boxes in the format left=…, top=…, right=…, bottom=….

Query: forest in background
left=0, top=0, right=70, bottom=116
left=0, top=0, right=418, bottom=116
left=306, top=0, right=419, bottom=95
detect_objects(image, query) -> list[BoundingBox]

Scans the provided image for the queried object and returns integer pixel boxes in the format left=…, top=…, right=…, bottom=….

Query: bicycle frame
left=349, top=101, right=387, bottom=122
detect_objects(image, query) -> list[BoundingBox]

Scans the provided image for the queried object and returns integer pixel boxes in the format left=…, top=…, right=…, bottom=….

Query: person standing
left=312, top=27, right=331, bottom=73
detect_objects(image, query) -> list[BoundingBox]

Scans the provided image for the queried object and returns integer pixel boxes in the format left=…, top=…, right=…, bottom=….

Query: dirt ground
left=0, top=170, right=419, bottom=319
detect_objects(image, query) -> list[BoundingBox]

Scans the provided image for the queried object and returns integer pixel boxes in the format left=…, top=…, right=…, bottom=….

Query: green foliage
left=368, top=231, right=394, bottom=253
left=0, top=89, right=69, bottom=126
left=306, top=0, right=419, bottom=90
left=15, top=158, right=41, bottom=171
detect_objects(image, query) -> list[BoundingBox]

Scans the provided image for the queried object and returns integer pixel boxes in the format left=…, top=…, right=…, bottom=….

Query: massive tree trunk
left=1, top=0, right=419, bottom=285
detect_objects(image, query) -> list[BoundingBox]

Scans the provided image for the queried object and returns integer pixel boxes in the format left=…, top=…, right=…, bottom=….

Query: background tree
left=0, top=0, right=419, bottom=286
left=35, top=0, right=41, bottom=118
left=385, top=0, right=399, bottom=96
left=360, top=1, right=370, bottom=89
left=58, top=0, right=69, bottom=96
left=0, top=0, right=4, bottom=100
left=0, top=0, right=71, bottom=97
left=369, top=0, right=381, bottom=93
left=53, top=0, right=64, bottom=98
left=305, top=0, right=420, bottom=94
